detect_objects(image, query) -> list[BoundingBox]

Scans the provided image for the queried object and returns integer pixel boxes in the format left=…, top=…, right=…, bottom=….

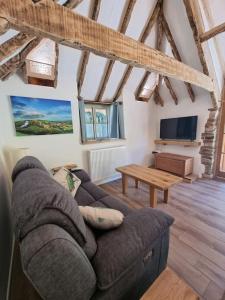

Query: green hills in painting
left=15, top=120, right=73, bottom=136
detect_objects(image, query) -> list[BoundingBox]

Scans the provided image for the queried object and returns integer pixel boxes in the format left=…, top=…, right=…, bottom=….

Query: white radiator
left=88, top=146, right=127, bottom=184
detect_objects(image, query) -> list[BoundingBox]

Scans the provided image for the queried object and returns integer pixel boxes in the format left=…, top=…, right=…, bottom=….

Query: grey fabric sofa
left=11, top=156, right=174, bottom=300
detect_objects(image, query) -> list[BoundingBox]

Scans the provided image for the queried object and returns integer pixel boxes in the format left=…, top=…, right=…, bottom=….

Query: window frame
left=84, top=103, right=111, bottom=141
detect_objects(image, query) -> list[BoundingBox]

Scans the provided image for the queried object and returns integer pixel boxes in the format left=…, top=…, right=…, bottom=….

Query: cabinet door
left=156, top=158, right=184, bottom=176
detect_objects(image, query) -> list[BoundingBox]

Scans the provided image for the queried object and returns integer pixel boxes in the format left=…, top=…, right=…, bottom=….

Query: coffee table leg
left=150, top=186, right=157, bottom=208
left=122, top=174, right=128, bottom=194
left=135, top=179, right=139, bottom=188
left=164, top=189, right=170, bottom=203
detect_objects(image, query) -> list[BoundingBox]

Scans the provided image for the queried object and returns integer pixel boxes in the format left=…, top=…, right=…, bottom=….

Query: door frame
left=215, top=82, right=225, bottom=179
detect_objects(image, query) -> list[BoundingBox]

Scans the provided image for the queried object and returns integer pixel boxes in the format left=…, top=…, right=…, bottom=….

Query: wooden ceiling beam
left=200, top=21, right=225, bottom=43
left=64, top=0, right=83, bottom=9
left=77, top=0, right=101, bottom=97
left=183, top=0, right=219, bottom=107
left=0, top=32, right=35, bottom=63
left=95, top=0, right=137, bottom=102
left=164, top=76, right=178, bottom=105
left=113, top=0, right=163, bottom=101
left=161, top=15, right=195, bottom=102
left=0, top=38, right=41, bottom=80
left=0, top=0, right=214, bottom=92
left=0, top=1, right=81, bottom=80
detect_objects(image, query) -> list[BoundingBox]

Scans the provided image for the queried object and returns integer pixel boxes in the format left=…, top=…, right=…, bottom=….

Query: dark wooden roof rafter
left=0, top=38, right=41, bottom=81
left=135, top=2, right=165, bottom=106
left=183, top=0, right=219, bottom=108
left=64, top=0, right=84, bottom=9
left=95, top=0, right=137, bottom=102
left=161, top=14, right=195, bottom=103
left=200, top=21, right=225, bottom=43
left=113, top=0, right=163, bottom=102
left=0, top=32, right=35, bottom=63
left=164, top=76, right=178, bottom=105
left=0, top=17, right=9, bottom=35
left=153, top=5, right=164, bottom=107
left=76, top=0, right=101, bottom=97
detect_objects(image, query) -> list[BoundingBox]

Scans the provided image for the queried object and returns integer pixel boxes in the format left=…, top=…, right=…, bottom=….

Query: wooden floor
left=100, top=178, right=225, bottom=300
left=141, top=267, right=199, bottom=300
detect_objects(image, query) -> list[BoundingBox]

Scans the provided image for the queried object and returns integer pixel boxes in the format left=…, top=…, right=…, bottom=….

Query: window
left=79, top=101, right=125, bottom=143
left=84, top=105, right=110, bottom=140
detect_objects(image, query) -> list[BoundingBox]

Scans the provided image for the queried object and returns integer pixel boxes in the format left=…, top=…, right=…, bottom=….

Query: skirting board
left=94, top=173, right=121, bottom=185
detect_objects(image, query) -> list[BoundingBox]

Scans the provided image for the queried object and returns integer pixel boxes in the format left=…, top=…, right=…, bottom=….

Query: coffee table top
left=116, top=164, right=183, bottom=190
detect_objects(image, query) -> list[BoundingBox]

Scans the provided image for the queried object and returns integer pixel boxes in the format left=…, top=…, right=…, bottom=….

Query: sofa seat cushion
left=92, top=208, right=174, bottom=290
left=97, top=196, right=131, bottom=216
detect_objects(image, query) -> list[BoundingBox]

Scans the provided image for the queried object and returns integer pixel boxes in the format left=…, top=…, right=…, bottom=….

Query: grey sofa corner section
left=21, top=224, right=96, bottom=300
left=12, top=156, right=48, bottom=182
left=12, top=157, right=174, bottom=300
left=12, top=157, right=87, bottom=247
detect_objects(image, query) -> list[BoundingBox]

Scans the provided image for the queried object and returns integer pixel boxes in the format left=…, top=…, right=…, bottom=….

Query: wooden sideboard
left=155, top=153, right=193, bottom=177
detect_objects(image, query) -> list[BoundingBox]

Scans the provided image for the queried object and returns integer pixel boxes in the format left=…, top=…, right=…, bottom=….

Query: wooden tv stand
left=155, top=153, right=193, bottom=177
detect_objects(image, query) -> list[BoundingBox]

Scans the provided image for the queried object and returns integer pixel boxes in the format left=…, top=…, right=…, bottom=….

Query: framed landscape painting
left=10, top=96, right=73, bottom=136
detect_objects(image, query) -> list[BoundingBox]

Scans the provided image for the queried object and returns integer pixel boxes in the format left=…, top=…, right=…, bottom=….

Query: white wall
left=0, top=45, right=157, bottom=176
left=0, top=44, right=157, bottom=299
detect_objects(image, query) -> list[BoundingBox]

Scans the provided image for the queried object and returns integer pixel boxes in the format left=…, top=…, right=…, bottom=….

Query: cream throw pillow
left=53, top=167, right=81, bottom=197
left=79, top=206, right=124, bottom=230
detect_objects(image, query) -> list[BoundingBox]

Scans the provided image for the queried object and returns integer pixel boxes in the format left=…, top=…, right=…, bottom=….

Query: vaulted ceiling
left=0, top=0, right=224, bottom=107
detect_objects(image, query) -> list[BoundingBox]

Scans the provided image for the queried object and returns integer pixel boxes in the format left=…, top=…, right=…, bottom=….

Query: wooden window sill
left=81, top=138, right=126, bottom=145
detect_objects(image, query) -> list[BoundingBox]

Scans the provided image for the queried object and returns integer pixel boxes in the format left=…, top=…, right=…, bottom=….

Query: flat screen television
left=160, top=116, right=198, bottom=141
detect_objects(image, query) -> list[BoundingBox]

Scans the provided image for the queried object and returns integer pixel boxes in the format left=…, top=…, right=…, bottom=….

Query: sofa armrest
left=20, top=224, right=96, bottom=300
left=92, top=208, right=173, bottom=290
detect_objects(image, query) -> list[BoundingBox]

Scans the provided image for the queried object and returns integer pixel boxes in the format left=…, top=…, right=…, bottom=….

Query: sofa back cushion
left=12, top=156, right=87, bottom=247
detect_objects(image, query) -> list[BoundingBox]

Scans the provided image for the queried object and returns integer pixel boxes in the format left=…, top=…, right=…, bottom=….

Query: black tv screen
left=160, top=116, right=198, bottom=140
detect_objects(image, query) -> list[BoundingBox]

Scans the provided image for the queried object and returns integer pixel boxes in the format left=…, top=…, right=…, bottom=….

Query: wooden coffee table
left=116, top=164, right=183, bottom=208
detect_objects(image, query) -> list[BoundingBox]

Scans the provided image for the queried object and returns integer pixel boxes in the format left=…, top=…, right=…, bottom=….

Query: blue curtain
left=110, top=103, right=118, bottom=138
left=118, top=102, right=125, bottom=139
left=109, top=102, right=125, bottom=139
left=78, top=100, right=87, bottom=143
